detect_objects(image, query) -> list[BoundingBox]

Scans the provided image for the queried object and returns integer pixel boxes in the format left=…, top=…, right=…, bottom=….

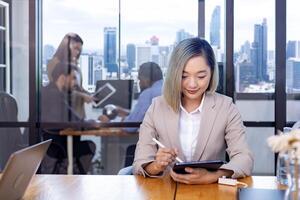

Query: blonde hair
left=163, top=37, right=219, bottom=112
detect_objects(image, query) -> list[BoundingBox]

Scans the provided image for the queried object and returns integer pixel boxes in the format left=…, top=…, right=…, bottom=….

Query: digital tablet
left=173, top=160, right=226, bottom=174
left=93, top=82, right=116, bottom=107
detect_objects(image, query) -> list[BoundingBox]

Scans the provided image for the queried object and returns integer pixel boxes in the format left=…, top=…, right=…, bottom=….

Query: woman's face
left=181, top=55, right=211, bottom=103
left=69, top=41, right=82, bottom=62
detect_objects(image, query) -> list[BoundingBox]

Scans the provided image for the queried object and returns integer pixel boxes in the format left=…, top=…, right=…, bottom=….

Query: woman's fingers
left=155, top=148, right=178, bottom=170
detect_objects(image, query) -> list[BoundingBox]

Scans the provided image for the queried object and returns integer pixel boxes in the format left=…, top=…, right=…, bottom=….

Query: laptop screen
left=94, top=79, right=134, bottom=109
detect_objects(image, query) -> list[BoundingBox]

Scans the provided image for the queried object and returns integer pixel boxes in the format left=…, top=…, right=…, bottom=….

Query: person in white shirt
left=133, top=37, right=253, bottom=184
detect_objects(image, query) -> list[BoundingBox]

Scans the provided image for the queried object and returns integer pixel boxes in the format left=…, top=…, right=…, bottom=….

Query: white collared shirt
left=179, top=95, right=205, bottom=161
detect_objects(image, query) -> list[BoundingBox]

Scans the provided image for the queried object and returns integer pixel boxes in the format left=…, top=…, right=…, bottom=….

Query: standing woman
left=47, top=33, right=93, bottom=118
left=133, top=38, right=253, bottom=184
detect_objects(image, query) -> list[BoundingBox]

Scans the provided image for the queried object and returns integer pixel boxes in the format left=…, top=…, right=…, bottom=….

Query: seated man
left=41, top=62, right=96, bottom=174
left=100, top=61, right=163, bottom=132
left=99, top=62, right=163, bottom=170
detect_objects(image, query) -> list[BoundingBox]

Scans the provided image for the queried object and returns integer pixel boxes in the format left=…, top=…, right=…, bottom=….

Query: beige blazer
left=133, top=92, right=254, bottom=178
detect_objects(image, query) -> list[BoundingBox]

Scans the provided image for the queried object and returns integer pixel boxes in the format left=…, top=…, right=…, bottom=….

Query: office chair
left=124, top=144, right=136, bottom=167
left=0, top=92, right=24, bottom=170
left=117, top=144, right=136, bottom=175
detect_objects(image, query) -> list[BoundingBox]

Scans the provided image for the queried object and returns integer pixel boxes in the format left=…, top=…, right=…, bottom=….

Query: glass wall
left=286, top=0, right=300, bottom=122
left=0, top=0, right=29, bottom=122
left=42, top=0, right=119, bottom=122
left=234, top=0, right=275, bottom=175
left=41, top=0, right=198, bottom=174
left=234, top=0, right=275, bottom=93
left=1, top=0, right=294, bottom=176
left=0, top=0, right=29, bottom=171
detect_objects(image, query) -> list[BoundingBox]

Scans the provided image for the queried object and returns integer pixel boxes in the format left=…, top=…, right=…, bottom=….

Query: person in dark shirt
left=41, top=62, right=95, bottom=174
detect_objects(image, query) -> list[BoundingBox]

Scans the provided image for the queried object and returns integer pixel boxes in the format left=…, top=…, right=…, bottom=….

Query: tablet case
left=173, top=160, right=225, bottom=174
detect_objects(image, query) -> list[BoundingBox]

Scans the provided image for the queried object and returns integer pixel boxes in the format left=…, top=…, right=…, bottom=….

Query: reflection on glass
left=234, top=0, right=275, bottom=93
left=43, top=0, right=197, bottom=122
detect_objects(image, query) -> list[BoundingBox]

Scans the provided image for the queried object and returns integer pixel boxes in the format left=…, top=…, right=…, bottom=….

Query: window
left=0, top=0, right=29, bottom=122
left=234, top=0, right=275, bottom=93
left=41, top=0, right=198, bottom=175
left=0, top=1, right=9, bottom=92
left=205, top=0, right=224, bottom=63
left=286, top=0, right=300, bottom=122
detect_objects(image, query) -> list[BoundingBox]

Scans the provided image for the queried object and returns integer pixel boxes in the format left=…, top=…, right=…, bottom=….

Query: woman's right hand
left=145, top=148, right=178, bottom=175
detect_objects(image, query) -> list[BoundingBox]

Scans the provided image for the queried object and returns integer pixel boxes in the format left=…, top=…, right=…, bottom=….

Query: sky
left=43, top=0, right=300, bottom=52
left=43, top=0, right=198, bottom=52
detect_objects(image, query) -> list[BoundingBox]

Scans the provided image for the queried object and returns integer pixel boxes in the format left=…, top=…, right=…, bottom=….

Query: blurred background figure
left=42, top=33, right=97, bottom=174
left=99, top=62, right=163, bottom=132
left=47, top=33, right=94, bottom=118
left=99, top=62, right=163, bottom=168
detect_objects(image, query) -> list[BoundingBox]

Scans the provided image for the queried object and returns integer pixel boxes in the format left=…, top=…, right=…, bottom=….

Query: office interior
left=0, top=0, right=298, bottom=177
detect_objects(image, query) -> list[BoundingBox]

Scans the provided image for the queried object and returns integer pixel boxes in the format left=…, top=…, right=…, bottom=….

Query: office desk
left=23, top=175, right=175, bottom=200
left=60, top=128, right=138, bottom=174
left=176, top=176, right=287, bottom=200
left=23, top=175, right=285, bottom=200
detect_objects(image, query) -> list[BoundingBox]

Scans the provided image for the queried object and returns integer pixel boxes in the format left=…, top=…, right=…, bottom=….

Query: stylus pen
left=152, top=138, right=184, bottom=163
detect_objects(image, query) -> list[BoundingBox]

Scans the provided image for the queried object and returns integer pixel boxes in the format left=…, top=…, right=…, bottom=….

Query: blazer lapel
left=163, top=105, right=186, bottom=161
left=192, top=93, right=217, bottom=161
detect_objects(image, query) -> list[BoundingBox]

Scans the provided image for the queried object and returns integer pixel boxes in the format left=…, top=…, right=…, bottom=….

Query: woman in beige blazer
left=133, top=38, right=253, bottom=184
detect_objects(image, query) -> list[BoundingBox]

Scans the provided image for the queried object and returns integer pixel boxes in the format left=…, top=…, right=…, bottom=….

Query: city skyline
left=42, top=0, right=300, bottom=93
left=43, top=0, right=300, bottom=52
left=43, top=0, right=198, bottom=50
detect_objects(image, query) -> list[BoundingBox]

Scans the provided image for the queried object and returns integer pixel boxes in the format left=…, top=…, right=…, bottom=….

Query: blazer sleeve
left=132, top=100, right=163, bottom=177
left=220, top=99, right=254, bottom=178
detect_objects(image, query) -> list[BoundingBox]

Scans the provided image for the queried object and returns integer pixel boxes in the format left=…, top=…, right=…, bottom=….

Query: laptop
left=238, top=188, right=286, bottom=200
left=0, top=139, right=52, bottom=200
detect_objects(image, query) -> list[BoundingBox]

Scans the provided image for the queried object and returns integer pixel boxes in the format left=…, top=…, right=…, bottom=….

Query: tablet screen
left=93, top=83, right=116, bottom=107
left=173, top=160, right=225, bottom=174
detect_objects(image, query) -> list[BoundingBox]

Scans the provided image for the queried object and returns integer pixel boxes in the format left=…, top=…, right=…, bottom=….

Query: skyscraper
left=210, top=6, right=221, bottom=48
left=136, top=46, right=151, bottom=68
left=238, top=62, right=257, bottom=92
left=126, top=44, right=136, bottom=70
left=251, top=18, right=268, bottom=82
left=79, top=54, right=94, bottom=90
left=176, top=29, right=193, bottom=44
left=287, top=41, right=297, bottom=59
left=158, top=46, right=169, bottom=69
left=103, top=27, right=117, bottom=73
left=286, top=58, right=300, bottom=90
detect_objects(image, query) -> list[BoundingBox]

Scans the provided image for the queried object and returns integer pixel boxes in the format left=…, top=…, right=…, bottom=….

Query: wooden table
left=23, top=175, right=175, bottom=200
left=176, top=176, right=287, bottom=200
left=22, top=175, right=286, bottom=200
left=60, top=128, right=138, bottom=174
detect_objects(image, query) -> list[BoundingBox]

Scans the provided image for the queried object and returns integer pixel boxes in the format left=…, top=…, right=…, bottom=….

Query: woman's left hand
left=170, top=167, right=218, bottom=184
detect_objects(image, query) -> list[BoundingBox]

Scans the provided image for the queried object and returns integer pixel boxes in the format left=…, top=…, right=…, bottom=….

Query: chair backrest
left=0, top=92, right=23, bottom=170
left=0, top=92, right=18, bottom=121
